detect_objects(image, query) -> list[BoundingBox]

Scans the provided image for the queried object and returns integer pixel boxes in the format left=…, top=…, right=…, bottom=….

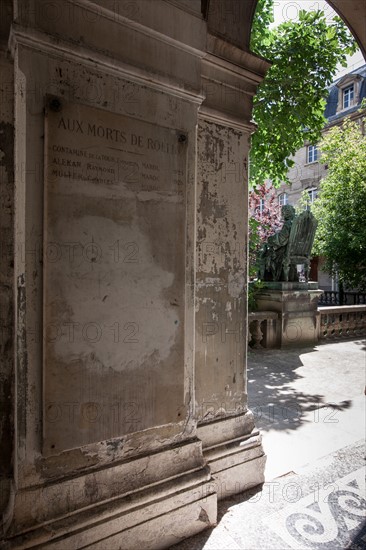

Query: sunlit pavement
left=171, top=340, right=366, bottom=550
left=248, top=340, right=365, bottom=481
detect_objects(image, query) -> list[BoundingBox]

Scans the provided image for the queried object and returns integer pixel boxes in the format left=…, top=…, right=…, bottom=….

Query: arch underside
left=204, top=0, right=366, bottom=59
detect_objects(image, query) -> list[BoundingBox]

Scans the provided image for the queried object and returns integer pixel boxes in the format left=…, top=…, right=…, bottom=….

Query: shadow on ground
left=170, top=341, right=365, bottom=550
left=169, top=485, right=264, bottom=550
left=247, top=344, right=352, bottom=432
left=353, top=338, right=366, bottom=351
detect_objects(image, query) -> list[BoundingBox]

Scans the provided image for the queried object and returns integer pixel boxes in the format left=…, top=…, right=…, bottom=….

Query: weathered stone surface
left=1, top=0, right=329, bottom=547
left=6, top=440, right=214, bottom=549
left=197, top=413, right=266, bottom=500
left=195, top=117, right=249, bottom=421
left=0, top=50, right=14, bottom=518
left=194, top=107, right=266, bottom=507
left=256, top=284, right=323, bottom=348
left=43, top=99, right=187, bottom=454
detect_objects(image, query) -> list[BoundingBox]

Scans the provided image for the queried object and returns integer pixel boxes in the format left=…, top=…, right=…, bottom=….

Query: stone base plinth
left=197, top=412, right=266, bottom=500
left=3, top=441, right=217, bottom=550
left=256, top=282, right=323, bottom=348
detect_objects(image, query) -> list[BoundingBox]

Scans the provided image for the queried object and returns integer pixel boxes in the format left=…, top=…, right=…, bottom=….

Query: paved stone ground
left=248, top=339, right=365, bottom=481
left=171, top=339, right=366, bottom=550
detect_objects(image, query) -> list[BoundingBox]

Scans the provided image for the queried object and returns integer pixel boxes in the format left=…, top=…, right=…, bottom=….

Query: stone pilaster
left=195, top=35, right=269, bottom=499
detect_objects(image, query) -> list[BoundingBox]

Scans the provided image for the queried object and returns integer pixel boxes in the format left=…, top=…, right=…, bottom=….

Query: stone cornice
left=70, top=0, right=206, bottom=58
left=206, top=34, right=271, bottom=83
left=202, top=53, right=261, bottom=90
left=198, top=105, right=256, bottom=132
left=9, top=24, right=205, bottom=105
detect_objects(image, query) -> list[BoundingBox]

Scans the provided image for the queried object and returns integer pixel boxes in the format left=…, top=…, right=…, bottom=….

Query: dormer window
left=336, top=73, right=362, bottom=113
left=343, top=85, right=354, bottom=109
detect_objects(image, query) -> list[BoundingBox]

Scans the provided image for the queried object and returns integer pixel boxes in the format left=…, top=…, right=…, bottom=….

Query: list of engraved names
left=48, top=113, right=185, bottom=196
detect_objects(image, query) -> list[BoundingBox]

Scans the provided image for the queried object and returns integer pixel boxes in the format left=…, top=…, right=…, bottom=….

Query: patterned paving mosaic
left=170, top=441, right=366, bottom=550
left=266, top=467, right=365, bottom=549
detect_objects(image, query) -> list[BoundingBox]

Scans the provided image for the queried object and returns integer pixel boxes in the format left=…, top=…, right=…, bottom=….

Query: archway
left=1, top=2, right=365, bottom=549
left=204, top=0, right=366, bottom=57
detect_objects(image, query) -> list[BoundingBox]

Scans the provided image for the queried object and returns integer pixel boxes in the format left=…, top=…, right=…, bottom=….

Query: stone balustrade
left=248, top=305, right=366, bottom=349
left=318, top=305, right=366, bottom=340
left=248, top=311, right=278, bottom=349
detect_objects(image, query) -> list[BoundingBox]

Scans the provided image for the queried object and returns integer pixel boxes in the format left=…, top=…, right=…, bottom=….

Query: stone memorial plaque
left=43, top=99, right=187, bottom=454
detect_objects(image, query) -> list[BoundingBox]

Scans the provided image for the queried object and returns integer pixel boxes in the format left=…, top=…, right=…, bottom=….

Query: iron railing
left=318, top=291, right=366, bottom=306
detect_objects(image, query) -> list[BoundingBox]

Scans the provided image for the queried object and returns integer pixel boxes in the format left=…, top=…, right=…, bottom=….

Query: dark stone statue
left=257, top=206, right=317, bottom=283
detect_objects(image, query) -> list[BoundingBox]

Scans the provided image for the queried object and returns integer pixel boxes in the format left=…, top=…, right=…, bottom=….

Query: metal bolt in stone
left=49, top=97, right=62, bottom=112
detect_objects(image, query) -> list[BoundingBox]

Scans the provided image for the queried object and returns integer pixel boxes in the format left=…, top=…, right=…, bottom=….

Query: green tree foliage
left=295, top=189, right=313, bottom=213
left=250, top=0, right=357, bottom=186
left=312, top=117, right=366, bottom=290
left=250, top=0, right=274, bottom=52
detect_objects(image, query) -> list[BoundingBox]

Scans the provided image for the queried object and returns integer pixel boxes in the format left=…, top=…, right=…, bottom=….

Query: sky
left=272, top=0, right=365, bottom=77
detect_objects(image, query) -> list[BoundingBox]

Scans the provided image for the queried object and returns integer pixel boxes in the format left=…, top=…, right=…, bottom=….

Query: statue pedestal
left=256, top=282, right=323, bottom=348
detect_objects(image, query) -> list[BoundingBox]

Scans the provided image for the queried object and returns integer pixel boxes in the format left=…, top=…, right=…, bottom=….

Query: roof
left=324, top=64, right=366, bottom=123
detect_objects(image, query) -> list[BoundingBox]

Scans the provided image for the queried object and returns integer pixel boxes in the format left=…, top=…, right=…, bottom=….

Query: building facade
left=275, top=64, right=366, bottom=289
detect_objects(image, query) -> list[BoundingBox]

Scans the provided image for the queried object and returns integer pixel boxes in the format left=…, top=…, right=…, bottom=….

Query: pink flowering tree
left=248, top=182, right=283, bottom=280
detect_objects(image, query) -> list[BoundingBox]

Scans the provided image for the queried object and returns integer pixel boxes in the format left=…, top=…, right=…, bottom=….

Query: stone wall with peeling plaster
left=0, top=1, right=270, bottom=548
